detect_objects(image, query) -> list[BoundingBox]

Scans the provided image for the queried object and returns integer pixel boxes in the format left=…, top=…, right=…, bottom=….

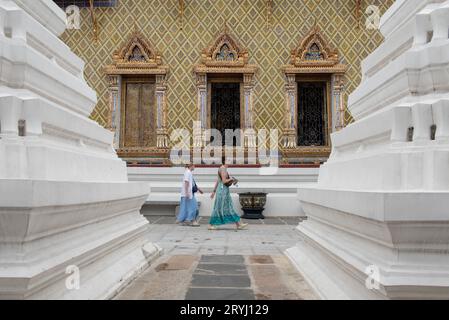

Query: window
left=53, top=0, right=117, bottom=8
left=297, top=81, right=328, bottom=147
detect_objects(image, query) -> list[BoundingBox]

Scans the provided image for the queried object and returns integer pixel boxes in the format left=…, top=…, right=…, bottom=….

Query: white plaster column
left=432, top=99, right=449, bottom=143
left=243, top=73, right=256, bottom=148
left=332, top=74, right=345, bottom=131
left=412, top=103, right=433, bottom=143
left=430, top=6, right=449, bottom=43
left=414, top=10, right=432, bottom=46
left=391, top=106, right=412, bottom=143
left=107, top=75, right=120, bottom=149
left=156, top=74, right=169, bottom=148
left=195, top=73, right=207, bottom=148
left=283, top=73, right=297, bottom=148
left=0, top=96, right=21, bottom=138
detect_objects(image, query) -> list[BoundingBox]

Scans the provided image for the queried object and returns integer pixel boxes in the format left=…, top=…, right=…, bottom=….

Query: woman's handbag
left=224, top=177, right=238, bottom=187
left=224, top=179, right=233, bottom=187
left=219, top=169, right=237, bottom=187
left=192, top=180, right=199, bottom=193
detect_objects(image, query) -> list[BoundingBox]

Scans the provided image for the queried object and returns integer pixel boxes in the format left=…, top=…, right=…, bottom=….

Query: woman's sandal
left=208, top=225, right=218, bottom=230
left=237, top=223, right=248, bottom=230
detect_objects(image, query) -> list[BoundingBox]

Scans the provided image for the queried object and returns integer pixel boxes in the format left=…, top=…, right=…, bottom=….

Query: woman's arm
left=184, top=180, right=191, bottom=198
left=210, top=180, right=218, bottom=199
left=220, top=169, right=234, bottom=184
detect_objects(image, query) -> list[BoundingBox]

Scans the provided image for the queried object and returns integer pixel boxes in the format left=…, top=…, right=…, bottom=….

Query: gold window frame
left=281, top=25, right=347, bottom=163
left=104, top=29, right=170, bottom=164
left=193, top=23, right=258, bottom=149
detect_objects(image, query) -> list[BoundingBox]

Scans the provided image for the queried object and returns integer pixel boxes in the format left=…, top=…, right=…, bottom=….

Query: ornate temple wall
left=61, top=0, right=394, bottom=142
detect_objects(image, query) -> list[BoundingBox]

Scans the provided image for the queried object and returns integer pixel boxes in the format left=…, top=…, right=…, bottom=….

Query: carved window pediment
left=194, top=26, right=256, bottom=74
left=284, top=26, right=346, bottom=74
left=203, top=32, right=247, bottom=67
left=127, top=45, right=147, bottom=62
left=305, top=43, right=324, bottom=61
left=105, top=30, right=168, bottom=75
left=215, top=44, right=236, bottom=62
left=115, top=31, right=161, bottom=66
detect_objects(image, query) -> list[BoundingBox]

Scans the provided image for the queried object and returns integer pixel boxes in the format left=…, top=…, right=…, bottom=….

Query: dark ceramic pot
left=238, top=192, right=267, bottom=219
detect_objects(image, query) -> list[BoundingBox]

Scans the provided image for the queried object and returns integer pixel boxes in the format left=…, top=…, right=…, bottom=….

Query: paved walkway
left=114, top=217, right=318, bottom=300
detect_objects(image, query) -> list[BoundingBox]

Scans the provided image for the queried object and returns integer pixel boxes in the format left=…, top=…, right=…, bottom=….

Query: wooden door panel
left=140, top=82, right=156, bottom=147
left=124, top=83, right=140, bottom=147
left=123, top=79, right=156, bottom=148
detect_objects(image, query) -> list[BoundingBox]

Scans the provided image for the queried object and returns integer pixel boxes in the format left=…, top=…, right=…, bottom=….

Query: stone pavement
left=113, top=217, right=318, bottom=300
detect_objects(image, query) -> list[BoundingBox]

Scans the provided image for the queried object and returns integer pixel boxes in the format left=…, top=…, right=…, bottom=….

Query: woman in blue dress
left=209, top=164, right=248, bottom=230
left=177, top=163, right=202, bottom=226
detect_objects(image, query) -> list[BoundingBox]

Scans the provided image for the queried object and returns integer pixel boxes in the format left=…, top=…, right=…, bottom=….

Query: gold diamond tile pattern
left=61, top=0, right=393, bottom=134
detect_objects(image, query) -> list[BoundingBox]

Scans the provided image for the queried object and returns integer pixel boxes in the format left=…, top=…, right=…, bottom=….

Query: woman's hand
left=199, top=189, right=204, bottom=195
left=210, top=192, right=215, bottom=199
left=223, top=178, right=234, bottom=185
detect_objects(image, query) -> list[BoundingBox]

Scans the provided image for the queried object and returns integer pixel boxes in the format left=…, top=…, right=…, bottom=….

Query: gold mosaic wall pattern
left=61, top=0, right=394, bottom=135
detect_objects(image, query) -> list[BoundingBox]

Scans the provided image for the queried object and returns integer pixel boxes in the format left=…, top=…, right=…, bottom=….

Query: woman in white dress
left=177, top=164, right=202, bottom=226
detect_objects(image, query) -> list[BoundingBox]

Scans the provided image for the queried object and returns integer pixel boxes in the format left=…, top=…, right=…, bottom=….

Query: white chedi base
left=0, top=0, right=161, bottom=299
left=0, top=180, right=162, bottom=299
left=288, top=0, right=449, bottom=300
left=287, top=188, right=449, bottom=299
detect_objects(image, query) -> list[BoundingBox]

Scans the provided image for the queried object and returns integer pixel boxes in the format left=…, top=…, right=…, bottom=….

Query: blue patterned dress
left=209, top=168, right=241, bottom=226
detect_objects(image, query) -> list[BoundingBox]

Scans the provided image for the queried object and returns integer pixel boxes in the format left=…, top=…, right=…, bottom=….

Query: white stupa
left=287, top=0, right=449, bottom=299
left=0, top=0, right=161, bottom=299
